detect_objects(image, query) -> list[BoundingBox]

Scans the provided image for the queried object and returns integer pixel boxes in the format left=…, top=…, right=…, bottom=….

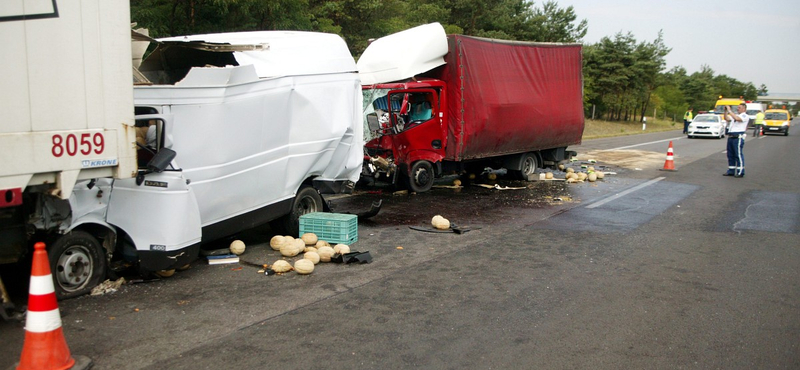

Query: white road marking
left=585, top=177, right=666, bottom=209
left=601, top=137, right=685, bottom=151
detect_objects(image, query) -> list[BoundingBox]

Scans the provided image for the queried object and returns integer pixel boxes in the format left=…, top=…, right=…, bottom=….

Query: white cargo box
left=0, top=0, right=137, bottom=198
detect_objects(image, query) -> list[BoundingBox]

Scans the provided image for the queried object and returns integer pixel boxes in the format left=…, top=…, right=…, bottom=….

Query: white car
left=688, top=113, right=727, bottom=139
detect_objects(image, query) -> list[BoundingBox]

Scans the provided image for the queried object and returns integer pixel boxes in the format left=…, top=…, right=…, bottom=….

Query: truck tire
left=407, top=161, right=434, bottom=193
left=49, top=231, right=107, bottom=300
left=271, top=185, right=323, bottom=237
left=512, top=153, right=538, bottom=180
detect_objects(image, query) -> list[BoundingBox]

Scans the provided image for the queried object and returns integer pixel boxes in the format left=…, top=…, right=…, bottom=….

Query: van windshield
left=714, top=105, right=739, bottom=114
left=765, top=112, right=788, bottom=120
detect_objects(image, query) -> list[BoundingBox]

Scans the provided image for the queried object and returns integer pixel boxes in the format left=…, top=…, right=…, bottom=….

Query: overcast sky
left=558, top=0, right=800, bottom=94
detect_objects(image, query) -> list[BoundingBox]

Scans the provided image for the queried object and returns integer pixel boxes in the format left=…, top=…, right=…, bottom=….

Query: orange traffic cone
left=659, top=141, right=677, bottom=171
left=15, top=242, right=91, bottom=370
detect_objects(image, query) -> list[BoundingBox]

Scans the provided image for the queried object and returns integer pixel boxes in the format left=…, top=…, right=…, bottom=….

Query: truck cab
left=359, top=23, right=584, bottom=192
left=363, top=81, right=447, bottom=192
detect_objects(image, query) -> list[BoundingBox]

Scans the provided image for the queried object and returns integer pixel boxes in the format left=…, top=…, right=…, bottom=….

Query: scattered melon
left=229, top=240, right=246, bottom=255
left=280, top=241, right=301, bottom=257
left=317, top=246, right=335, bottom=262
left=294, top=259, right=315, bottom=275
left=269, top=235, right=286, bottom=251
left=271, top=260, right=293, bottom=273
left=301, top=233, right=318, bottom=246
left=334, top=244, right=351, bottom=255
left=155, top=269, right=175, bottom=278
left=304, top=251, right=321, bottom=264
left=432, top=215, right=450, bottom=230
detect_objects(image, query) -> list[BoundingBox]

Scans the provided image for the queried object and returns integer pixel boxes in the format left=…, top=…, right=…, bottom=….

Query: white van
left=745, top=102, right=766, bottom=127
left=58, top=31, right=363, bottom=297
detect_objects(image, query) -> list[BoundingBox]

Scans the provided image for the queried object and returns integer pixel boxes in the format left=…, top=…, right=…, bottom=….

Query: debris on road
left=90, top=278, right=126, bottom=296
left=331, top=251, right=373, bottom=264
left=472, top=184, right=527, bottom=190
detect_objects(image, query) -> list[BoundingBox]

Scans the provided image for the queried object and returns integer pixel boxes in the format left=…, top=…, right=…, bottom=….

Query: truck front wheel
left=49, top=231, right=107, bottom=300
left=407, top=161, right=435, bottom=193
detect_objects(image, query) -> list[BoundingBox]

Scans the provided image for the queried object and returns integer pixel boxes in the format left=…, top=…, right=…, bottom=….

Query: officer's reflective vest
left=755, top=112, right=765, bottom=125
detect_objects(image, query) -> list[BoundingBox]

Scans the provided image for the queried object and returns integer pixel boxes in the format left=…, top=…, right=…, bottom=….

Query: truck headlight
left=782, top=121, right=789, bottom=126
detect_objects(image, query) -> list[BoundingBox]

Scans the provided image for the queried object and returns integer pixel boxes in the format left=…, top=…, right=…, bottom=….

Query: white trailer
left=0, top=0, right=137, bottom=306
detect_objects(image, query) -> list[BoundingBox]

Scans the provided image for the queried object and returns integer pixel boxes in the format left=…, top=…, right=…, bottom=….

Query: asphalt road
left=1, top=126, right=798, bottom=369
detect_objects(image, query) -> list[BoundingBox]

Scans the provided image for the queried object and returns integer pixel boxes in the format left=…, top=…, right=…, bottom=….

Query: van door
left=106, top=114, right=202, bottom=270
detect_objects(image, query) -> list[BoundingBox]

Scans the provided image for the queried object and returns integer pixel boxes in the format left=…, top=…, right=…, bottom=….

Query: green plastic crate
left=299, top=212, right=358, bottom=245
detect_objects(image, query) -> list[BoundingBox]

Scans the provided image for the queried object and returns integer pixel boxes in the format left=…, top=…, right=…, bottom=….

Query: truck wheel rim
left=414, top=168, right=431, bottom=186
left=56, top=245, right=93, bottom=292
left=522, top=157, right=536, bottom=175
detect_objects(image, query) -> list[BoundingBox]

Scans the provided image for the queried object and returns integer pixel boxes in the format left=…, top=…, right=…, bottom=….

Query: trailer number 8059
left=52, top=133, right=105, bottom=157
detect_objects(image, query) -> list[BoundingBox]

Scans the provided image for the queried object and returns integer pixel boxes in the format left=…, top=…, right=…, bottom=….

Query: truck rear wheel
left=49, top=231, right=107, bottom=300
left=512, top=153, right=538, bottom=179
left=271, top=185, right=323, bottom=237
left=407, top=161, right=434, bottom=193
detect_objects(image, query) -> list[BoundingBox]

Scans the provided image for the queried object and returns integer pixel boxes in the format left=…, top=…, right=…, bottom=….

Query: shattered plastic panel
left=140, top=31, right=357, bottom=85
left=357, top=23, right=448, bottom=85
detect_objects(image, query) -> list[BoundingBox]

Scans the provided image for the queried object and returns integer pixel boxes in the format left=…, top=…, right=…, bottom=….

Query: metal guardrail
left=757, top=94, right=800, bottom=102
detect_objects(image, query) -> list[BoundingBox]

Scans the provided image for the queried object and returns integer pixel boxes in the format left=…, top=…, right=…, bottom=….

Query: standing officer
left=723, top=103, right=749, bottom=177
left=683, top=107, right=693, bottom=134
left=753, top=110, right=765, bottom=136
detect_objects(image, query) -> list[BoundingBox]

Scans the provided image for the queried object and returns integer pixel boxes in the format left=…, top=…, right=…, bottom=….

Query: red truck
left=358, top=23, right=584, bottom=192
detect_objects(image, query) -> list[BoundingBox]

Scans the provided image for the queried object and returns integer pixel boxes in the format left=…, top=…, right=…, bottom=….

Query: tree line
left=131, top=0, right=764, bottom=122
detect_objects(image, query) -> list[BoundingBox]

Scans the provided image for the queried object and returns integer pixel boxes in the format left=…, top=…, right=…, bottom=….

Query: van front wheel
left=49, top=231, right=107, bottom=300
left=272, top=185, right=323, bottom=236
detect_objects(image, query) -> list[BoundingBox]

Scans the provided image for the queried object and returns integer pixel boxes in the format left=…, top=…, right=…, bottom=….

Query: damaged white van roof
left=140, top=31, right=356, bottom=85
left=357, top=22, right=448, bottom=85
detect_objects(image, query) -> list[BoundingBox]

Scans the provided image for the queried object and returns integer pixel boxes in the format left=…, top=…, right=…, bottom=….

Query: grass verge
left=583, top=118, right=681, bottom=140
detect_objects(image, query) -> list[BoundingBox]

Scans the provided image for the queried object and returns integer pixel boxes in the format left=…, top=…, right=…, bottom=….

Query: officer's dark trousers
left=726, top=135, right=745, bottom=176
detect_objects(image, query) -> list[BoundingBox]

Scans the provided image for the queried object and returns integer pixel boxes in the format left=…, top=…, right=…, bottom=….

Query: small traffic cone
left=14, top=242, right=91, bottom=370
left=659, top=141, right=677, bottom=171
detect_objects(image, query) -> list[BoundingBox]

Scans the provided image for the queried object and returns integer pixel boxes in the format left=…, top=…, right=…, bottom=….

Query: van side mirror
left=136, top=148, right=177, bottom=186
left=147, top=148, right=176, bottom=173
